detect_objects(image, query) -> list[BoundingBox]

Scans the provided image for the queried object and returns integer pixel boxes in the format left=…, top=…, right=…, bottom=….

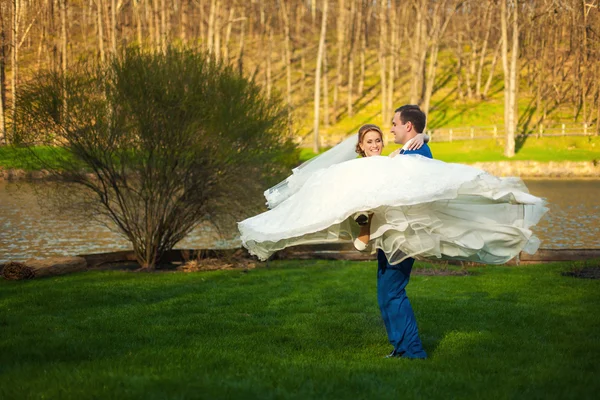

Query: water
left=524, top=179, right=600, bottom=249
left=1, top=179, right=599, bottom=263
left=0, top=181, right=239, bottom=263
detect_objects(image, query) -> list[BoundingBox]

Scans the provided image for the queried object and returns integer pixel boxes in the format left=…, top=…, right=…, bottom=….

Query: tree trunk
left=476, top=3, right=493, bottom=98
left=0, top=7, right=6, bottom=145
left=409, top=0, right=425, bottom=104
left=160, top=0, right=168, bottom=52
left=378, top=0, right=387, bottom=123
left=313, top=0, right=328, bottom=154
left=223, top=7, right=234, bottom=63
left=214, top=0, right=222, bottom=62
left=96, top=0, right=105, bottom=62
left=483, top=38, right=501, bottom=99
left=266, top=22, right=272, bottom=99
left=386, top=2, right=397, bottom=124
left=207, top=0, right=216, bottom=55
left=133, top=0, right=143, bottom=45
left=422, top=43, right=439, bottom=116
left=323, top=45, right=330, bottom=127
left=110, top=0, right=116, bottom=54
left=60, top=0, right=68, bottom=118
left=180, top=0, right=187, bottom=43
left=296, top=3, right=306, bottom=95
left=358, top=6, right=365, bottom=96
left=279, top=0, right=292, bottom=130
left=332, top=0, right=345, bottom=121
left=144, top=0, right=154, bottom=50
left=501, top=0, right=518, bottom=158
left=347, top=0, right=357, bottom=117
left=596, top=64, right=600, bottom=136
left=11, top=0, right=19, bottom=139
left=580, top=0, right=588, bottom=123
left=237, top=7, right=245, bottom=74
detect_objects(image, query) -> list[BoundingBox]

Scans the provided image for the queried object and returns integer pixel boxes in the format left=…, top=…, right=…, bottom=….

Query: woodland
left=0, top=0, right=599, bottom=156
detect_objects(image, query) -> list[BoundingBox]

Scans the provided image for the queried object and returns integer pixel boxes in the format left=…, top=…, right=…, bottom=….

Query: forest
left=1, top=0, right=598, bottom=156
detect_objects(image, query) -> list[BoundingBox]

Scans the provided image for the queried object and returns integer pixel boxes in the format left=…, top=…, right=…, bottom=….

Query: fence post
left=584, top=123, right=588, bottom=136
left=449, top=129, right=453, bottom=142
left=493, top=125, right=497, bottom=139
left=470, top=127, right=474, bottom=139
left=562, top=123, right=565, bottom=136
left=539, top=123, right=543, bottom=138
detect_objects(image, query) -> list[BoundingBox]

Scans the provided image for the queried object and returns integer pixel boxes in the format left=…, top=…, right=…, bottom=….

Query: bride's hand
left=404, top=133, right=427, bottom=151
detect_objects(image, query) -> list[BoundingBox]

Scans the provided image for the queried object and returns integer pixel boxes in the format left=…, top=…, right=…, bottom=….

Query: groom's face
left=391, top=112, right=411, bottom=144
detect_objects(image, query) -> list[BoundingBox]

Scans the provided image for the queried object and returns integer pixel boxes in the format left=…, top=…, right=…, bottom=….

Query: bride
left=238, top=123, right=547, bottom=265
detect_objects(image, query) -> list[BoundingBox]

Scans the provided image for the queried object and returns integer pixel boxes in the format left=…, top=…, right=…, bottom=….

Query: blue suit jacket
left=400, top=143, right=433, bottom=159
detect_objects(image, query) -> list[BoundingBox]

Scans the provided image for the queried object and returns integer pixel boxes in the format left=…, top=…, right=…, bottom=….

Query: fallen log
left=276, top=244, right=600, bottom=264
left=1, top=256, right=87, bottom=280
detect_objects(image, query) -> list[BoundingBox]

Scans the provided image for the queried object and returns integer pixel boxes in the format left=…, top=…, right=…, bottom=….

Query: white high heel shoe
left=354, top=237, right=368, bottom=251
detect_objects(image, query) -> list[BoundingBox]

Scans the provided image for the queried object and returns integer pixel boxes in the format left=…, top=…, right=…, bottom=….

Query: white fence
left=299, top=122, right=599, bottom=148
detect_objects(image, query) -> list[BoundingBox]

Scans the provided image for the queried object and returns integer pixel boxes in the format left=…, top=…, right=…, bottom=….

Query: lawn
left=299, top=136, right=600, bottom=163
left=1, top=260, right=598, bottom=399
left=0, top=146, right=70, bottom=171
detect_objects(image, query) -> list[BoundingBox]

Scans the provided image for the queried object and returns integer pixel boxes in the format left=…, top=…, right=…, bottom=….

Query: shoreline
left=2, top=162, right=599, bottom=181
left=469, top=160, right=600, bottom=178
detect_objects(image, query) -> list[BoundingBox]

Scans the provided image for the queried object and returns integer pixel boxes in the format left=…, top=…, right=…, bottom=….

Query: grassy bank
left=0, top=146, right=70, bottom=171
left=1, top=260, right=598, bottom=399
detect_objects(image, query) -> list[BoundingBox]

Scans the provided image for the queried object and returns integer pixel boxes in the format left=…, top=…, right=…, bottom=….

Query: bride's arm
left=389, top=133, right=430, bottom=158
left=404, top=133, right=429, bottom=151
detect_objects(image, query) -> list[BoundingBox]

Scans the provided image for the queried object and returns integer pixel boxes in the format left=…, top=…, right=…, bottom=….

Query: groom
left=378, top=104, right=432, bottom=359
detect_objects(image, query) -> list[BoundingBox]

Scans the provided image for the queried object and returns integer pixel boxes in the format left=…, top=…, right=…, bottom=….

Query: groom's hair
left=395, top=105, right=426, bottom=133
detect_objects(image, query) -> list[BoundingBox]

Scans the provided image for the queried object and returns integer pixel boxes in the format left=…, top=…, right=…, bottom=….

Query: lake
left=1, top=179, right=599, bottom=263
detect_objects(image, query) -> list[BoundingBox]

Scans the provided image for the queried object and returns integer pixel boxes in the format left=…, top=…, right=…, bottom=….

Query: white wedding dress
left=238, top=149, right=547, bottom=265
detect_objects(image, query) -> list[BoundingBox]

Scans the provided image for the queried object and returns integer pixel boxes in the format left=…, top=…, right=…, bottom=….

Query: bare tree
left=346, top=0, right=358, bottom=117
left=332, top=0, right=346, bottom=121
left=96, top=0, right=105, bottom=62
left=15, top=49, right=297, bottom=269
left=501, top=0, right=518, bottom=157
left=378, top=0, right=388, bottom=122
left=313, top=0, right=328, bottom=153
left=11, top=0, right=19, bottom=138
left=278, top=0, right=293, bottom=130
left=0, top=1, right=7, bottom=144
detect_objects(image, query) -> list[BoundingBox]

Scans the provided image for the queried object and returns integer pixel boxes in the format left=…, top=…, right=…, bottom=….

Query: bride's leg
left=354, top=213, right=372, bottom=251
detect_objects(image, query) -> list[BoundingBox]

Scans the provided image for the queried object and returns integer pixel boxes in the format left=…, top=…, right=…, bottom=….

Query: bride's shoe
left=353, top=212, right=370, bottom=226
left=354, top=237, right=368, bottom=251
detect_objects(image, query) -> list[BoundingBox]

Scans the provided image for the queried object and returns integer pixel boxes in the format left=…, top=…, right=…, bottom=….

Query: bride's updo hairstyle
left=356, top=124, right=384, bottom=157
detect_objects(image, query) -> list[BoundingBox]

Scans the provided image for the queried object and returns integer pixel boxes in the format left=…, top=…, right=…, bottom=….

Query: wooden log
left=1, top=262, right=36, bottom=280
left=275, top=245, right=600, bottom=264
left=1, top=256, right=87, bottom=280
left=519, top=248, right=600, bottom=262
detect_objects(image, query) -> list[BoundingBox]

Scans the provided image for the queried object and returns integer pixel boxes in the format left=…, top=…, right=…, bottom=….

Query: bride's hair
left=356, top=124, right=384, bottom=157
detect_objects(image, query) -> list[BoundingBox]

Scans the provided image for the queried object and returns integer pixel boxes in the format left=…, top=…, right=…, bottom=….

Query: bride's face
left=360, top=131, right=383, bottom=157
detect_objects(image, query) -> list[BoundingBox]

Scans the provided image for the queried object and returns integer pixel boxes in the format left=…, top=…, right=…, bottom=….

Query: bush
left=13, top=47, right=298, bottom=268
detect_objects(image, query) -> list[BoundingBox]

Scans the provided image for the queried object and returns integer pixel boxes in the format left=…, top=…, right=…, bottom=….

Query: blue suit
left=377, top=143, right=432, bottom=359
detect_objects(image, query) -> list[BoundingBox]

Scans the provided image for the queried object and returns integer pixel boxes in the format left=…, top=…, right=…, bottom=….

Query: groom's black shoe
left=384, top=349, right=405, bottom=359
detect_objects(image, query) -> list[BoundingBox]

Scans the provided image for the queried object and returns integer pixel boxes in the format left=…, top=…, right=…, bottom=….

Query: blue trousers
left=377, top=250, right=427, bottom=359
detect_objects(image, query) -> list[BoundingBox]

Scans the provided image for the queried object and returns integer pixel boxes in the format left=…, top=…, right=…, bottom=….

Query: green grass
left=430, top=136, right=600, bottom=163
left=3, top=136, right=599, bottom=171
left=1, top=260, right=599, bottom=399
left=300, top=136, right=600, bottom=163
left=0, top=146, right=71, bottom=171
